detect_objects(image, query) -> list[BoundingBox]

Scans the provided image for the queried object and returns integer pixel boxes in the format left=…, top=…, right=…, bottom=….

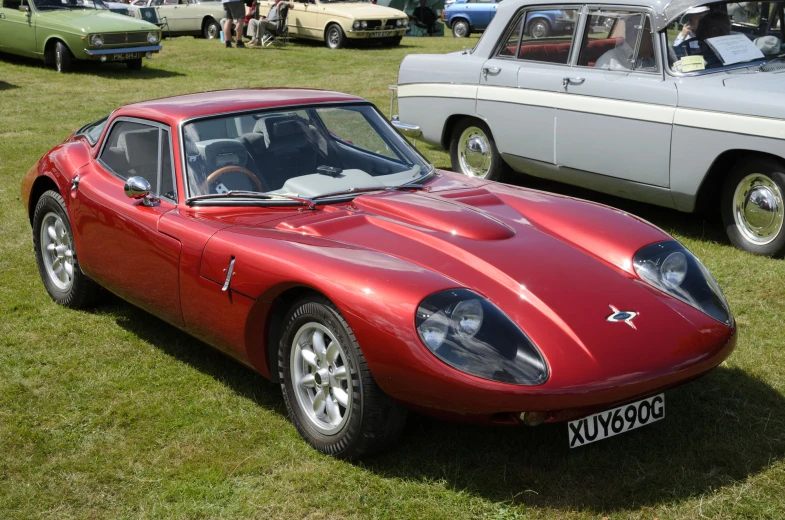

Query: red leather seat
left=501, top=37, right=622, bottom=66
left=580, top=37, right=623, bottom=66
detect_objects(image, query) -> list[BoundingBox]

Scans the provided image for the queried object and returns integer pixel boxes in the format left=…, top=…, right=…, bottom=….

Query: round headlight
left=147, top=31, right=159, bottom=44
left=361, top=20, right=368, bottom=28
left=452, top=299, right=483, bottom=337
left=353, top=20, right=360, bottom=29
left=396, top=19, right=402, bottom=26
left=418, top=311, right=449, bottom=350
left=90, top=34, right=104, bottom=48
left=661, top=251, right=687, bottom=288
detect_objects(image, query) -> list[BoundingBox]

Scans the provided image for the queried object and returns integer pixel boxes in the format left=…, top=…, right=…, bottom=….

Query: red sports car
left=21, top=89, right=736, bottom=458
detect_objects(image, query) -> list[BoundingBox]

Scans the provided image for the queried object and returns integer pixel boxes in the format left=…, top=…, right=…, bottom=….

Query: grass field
left=2, top=34, right=785, bottom=520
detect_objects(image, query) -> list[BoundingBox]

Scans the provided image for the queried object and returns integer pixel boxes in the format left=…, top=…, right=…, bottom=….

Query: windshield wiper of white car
left=759, top=53, right=785, bottom=71
left=186, top=191, right=316, bottom=209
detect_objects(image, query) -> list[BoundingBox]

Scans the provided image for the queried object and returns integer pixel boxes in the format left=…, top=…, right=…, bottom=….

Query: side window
left=517, top=9, right=579, bottom=64
left=577, top=11, right=656, bottom=71
left=4, top=0, right=22, bottom=9
left=318, top=108, right=398, bottom=161
left=99, top=120, right=175, bottom=200
left=497, top=12, right=525, bottom=57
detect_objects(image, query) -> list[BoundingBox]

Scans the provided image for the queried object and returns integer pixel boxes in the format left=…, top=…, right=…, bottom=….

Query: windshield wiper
left=186, top=190, right=316, bottom=209
left=759, top=53, right=785, bottom=71
left=313, top=184, right=426, bottom=201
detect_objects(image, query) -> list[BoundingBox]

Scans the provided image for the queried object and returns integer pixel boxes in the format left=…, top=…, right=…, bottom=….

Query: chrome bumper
left=83, top=45, right=162, bottom=56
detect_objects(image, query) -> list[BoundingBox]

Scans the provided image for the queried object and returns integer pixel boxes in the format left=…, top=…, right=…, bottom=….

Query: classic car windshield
left=182, top=104, right=432, bottom=201
left=666, top=2, right=784, bottom=73
left=33, top=0, right=107, bottom=8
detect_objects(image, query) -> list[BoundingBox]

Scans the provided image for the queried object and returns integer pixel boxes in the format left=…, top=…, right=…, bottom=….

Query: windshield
left=182, top=104, right=432, bottom=201
left=666, top=2, right=785, bottom=73
left=33, top=0, right=108, bottom=9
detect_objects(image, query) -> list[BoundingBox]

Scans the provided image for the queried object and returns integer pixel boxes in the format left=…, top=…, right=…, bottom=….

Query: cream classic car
left=132, top=0, right=224, bottom=39
left=257, top=0, right=409, bottom=48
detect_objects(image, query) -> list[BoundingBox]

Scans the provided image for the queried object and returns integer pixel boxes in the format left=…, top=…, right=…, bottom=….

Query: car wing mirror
left=19, top=4, right=30, bottom=12
left=124, top=176, right=159, bottom=207
left=392, top=120, right=422, bottom=138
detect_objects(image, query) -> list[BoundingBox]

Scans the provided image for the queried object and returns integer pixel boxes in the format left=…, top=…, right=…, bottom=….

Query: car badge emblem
left=606, top=305, right=638, bottom=330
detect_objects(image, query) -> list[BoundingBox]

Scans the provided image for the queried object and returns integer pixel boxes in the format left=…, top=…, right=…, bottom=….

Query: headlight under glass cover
left=633, top=241, right=732, bottom=325
left=147, top=31, right=159, bottom=44
left=90, top=34, right=104, bottom=47
left=415, top=289, right=548, bottom=385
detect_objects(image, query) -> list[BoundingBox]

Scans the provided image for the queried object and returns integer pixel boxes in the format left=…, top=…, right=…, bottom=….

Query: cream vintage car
left=257, top=0, right=409, bottom=48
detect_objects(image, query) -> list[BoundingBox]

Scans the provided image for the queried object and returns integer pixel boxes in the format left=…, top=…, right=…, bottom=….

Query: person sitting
left=594, top=15, right=656, bottom=71
left=674, top=6, right=709, bottom=53
left=411, top=0, right=437, bottom=36
left=696, top=10, right=732, bottom=68
left=248, top=0, right=293, bottom=46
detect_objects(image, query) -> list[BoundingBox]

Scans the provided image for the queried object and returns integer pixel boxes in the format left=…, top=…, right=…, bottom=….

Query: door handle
left=0, top=12, right=5, bottom=18
left=562, top=76, right=585, bottom=88
left=482, top=67, right=501, bottom=78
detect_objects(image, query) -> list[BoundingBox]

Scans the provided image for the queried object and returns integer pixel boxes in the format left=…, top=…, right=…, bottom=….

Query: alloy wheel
left=40, top=211, right=74, bottom=291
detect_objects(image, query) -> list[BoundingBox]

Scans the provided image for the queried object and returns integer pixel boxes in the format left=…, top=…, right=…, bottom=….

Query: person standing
left=223, top=0, right=246, bottom=48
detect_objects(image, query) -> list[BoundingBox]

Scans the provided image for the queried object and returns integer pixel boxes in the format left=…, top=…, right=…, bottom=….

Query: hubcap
left=458, top=126, right=492, bottom=178
left=328, top=28, right=340, bottom=47
left=531, top=22, right=547, bottom=38
left=40, top=212, right=74, bottom=291
left=56, top=48, right=62, bottom=72
left=208, top=24, right=218, bottom=38
left=290, top=322, right=352, bottom=435
left=733, top=174, right=784, bottom=245
left=455, top=22, right=467, bottom=37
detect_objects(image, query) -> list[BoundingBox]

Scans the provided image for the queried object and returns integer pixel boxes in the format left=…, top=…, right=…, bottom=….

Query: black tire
left=449, top=118, right=509, bottom=182
left=54, top=41, right=72, bottom=73
left=720, top=157, right=785, bottom=257
left=527, top=18, right=550, bottom=38
left=452, top=18, right=470, bottom=38
left=279, top=296, right=407, bottom=459
left=325, top=24, right=346, bottom=49
left=203, top=18, right=220, bottom=39
left=126, top=58, right=143, bottom=70
left=32, top=191, right=100, bottom=308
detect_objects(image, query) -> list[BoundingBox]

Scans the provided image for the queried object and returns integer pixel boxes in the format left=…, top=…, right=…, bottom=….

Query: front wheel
left=279, top=296, right=407, bottom=458
left=721, top=157, right=785, bottom=256
left=452, top=19, right=470, bottom=38
left=449, top=118, right=509, bottom=182
left=325, top=24, right=346, bottom=49
left=54, top=41, right=73, bottom=73
left=203, top=18, right=220, bottom=39
left=32, top=191, right=100, bottom=308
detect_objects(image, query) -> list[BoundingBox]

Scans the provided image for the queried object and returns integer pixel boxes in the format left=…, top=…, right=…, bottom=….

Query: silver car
left=395, top=0, right=785, bottom=256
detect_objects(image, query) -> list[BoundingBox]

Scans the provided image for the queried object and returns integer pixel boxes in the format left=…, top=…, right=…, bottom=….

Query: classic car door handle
left=482, top=67, right=501, bottom=78
left=222, top=256, right=236, bottom=292
left=0, top=12, right=5, bottom=18
left=562, top=76, right=585, bottom=87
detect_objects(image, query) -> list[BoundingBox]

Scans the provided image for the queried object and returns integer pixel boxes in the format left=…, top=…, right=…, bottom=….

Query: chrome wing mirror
left=391, top=120, right=422, bottom=138
left=124, top=176, right=158, bottom=207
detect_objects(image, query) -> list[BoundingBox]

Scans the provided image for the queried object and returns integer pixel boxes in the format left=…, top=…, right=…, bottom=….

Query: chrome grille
left=102, top=32, right=150, bottom=45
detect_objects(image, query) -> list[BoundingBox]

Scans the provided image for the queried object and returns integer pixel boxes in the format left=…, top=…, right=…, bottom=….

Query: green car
left=0, top=0, right=162, bottom=72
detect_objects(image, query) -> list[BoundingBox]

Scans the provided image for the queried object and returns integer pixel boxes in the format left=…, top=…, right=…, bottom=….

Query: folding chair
left=139, top=7, right=171, bottom=39
left=261, top=4, right=290, bottom=46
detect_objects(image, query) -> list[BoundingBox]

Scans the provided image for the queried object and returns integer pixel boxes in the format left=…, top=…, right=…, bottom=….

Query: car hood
left=320, top=3, right=406, bottom=19
left=676, top=69, right=785, bottom=119
left=35, top=9, right=159, bottom=32
left=200, top=172, right=733, bottom=385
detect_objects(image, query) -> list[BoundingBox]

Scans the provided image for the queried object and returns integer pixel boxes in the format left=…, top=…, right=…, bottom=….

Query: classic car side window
left=99, top=120, right=175, bottom=201
left=577, top=11, right=656, bottom=72
left=3, top=0, right=22, bottom=8
left=515, top=9, right=580, bottom=65
left=496, top=12, right=525, bottom=57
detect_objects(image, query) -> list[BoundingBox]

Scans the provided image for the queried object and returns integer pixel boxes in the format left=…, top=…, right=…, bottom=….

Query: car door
left=153, top=0, right=179, bottom=31
left=71, top=118, right=184, bottom=327
left=0, top=0, right=37, bottom=57
left=286, top=0, right=317, bottom=37
left=470, top=0, right=493, bottom=29
left=476, top=5, right=580, bottom=166
left=554, top=8, right=676, bottom=187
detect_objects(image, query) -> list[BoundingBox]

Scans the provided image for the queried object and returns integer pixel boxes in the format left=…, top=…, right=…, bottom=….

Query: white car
left=132, top=0, right=225, bottom=38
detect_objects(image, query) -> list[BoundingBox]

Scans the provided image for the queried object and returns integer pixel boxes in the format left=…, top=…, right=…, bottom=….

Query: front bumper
left=83, top=45, right=162, bottom=58
left=346, top=29, right=407, bottom=40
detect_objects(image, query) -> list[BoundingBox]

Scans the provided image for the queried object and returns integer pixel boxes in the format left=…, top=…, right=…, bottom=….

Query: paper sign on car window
left=680, top=56, right=705, bottom=72
left=705, top=34, right=764, bottom=65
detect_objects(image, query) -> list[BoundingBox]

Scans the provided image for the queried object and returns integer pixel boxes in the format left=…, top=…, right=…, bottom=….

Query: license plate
left=111, top=52, right=139, bottom=61
left=568, top=394, right=664, bottom=448
left=370, top=31, right=394, bottom=38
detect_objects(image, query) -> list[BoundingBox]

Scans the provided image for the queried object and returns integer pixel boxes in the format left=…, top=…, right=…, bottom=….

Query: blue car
left=446, top=1, right=576, bottom=39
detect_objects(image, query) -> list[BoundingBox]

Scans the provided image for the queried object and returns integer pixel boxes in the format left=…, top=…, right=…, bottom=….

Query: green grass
left=2, top=34, right=785, bottom=519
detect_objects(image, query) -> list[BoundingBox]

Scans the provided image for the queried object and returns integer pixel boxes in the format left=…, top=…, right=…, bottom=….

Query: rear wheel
left=32, top=191, right=100, bottom=308
left=325, top=24, right=346, bottom=49
left=54, top=41, right=72, bottom=73
left=279, top=296, right=407, bottom=458
left=721, top=157, right=785, bottom=256
left=452, top=19, right=470, bottom=38
left=203, top=18, right=220, bottom=39
left=449, top=118, right=509, bottom=182
left=126, top=58, right=143, bottom=70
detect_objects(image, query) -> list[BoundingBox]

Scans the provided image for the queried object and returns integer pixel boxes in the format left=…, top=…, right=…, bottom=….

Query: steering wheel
left=199, top=166, right=264, bottom=194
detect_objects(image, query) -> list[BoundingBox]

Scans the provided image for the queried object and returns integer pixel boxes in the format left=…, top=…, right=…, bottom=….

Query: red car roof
left=113, top=89, right=367, bottom=125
